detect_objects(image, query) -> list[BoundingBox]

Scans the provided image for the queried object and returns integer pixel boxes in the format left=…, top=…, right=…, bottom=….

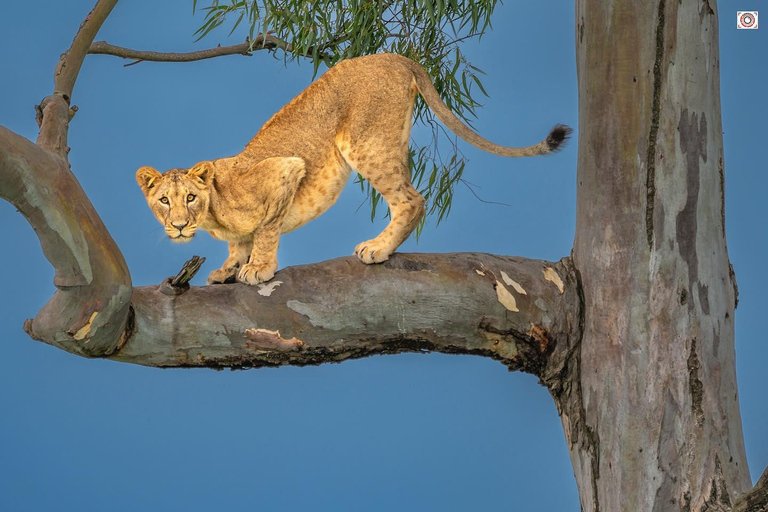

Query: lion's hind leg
left=347, top=152, right=425, bottom=264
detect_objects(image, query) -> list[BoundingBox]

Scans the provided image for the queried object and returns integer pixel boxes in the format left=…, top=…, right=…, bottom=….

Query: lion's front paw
left=354, top=239, right=393, bottom=264
left=207, top=266, right=238, bottom=285
left=237, top=262, right=277, bottom=285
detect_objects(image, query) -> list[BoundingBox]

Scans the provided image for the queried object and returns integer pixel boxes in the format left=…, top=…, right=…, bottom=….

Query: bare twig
left=88, top=33, right=289, bottom=64
left=460, top=179, right=512, bottom=208
left=87, top=31, right=345, bottom=66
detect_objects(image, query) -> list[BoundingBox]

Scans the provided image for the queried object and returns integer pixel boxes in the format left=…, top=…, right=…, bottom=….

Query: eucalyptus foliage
left=193, top=0, right=499, bottom=232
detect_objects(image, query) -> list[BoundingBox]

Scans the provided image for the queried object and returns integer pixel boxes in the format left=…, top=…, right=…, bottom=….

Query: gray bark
left=112, top=254, right=580, bottom=371
left=562, top=0, right=751, bottom=510
left=1, top=124, right=131, bottom=357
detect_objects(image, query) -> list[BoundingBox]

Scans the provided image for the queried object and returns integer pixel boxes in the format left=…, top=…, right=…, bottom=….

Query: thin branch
left=37, top=0, right=118, bottom=159
left=87, top=31, right=347, bottom=67
left=88, top=34, right=287, bottom=64
left=55, top=0, right=118, bottom=99
left=460, top=179, right=513, bottom=208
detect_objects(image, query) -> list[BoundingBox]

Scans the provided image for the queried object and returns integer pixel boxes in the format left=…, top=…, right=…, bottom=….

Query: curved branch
left=55, top=0, right=118, bottom=99
left=37, top=0, right=118, bottom=159
left=0, top=127, right=131, bottom=357
left=108, top=253, right=581, bottom=373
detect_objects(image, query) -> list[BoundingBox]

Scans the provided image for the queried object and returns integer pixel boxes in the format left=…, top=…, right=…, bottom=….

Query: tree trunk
left=558, top=0, right=751, bottom=510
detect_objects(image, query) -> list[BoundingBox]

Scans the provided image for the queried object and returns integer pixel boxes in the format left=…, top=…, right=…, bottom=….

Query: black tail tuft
left=546, top=124, right=573, bottom=152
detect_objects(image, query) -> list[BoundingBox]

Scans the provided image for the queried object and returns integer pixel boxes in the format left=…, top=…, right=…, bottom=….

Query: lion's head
left=136, top=161, right=215, bottom=243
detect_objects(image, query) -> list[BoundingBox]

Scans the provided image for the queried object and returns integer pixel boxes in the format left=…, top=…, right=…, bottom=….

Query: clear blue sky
left=0, top=1, right=765, bottom=510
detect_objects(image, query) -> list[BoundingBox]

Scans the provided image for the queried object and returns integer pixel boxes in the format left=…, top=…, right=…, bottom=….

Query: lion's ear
left=136, top=166, right=162, bottom=195
left=187, top=161, right=215, bottom=186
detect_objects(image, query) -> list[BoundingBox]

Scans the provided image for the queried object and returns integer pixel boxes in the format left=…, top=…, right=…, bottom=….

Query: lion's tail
left=406, top=59, right=572, bottom=157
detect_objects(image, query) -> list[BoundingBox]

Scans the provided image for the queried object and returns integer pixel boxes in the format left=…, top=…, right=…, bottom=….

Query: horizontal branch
left=88, top=33, right=289, bottom=64
left=111, top=253, right=581, bottom=375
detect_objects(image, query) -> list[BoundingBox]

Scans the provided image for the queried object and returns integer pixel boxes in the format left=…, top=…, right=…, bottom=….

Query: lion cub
left=137, top=53, right=570, bottom=285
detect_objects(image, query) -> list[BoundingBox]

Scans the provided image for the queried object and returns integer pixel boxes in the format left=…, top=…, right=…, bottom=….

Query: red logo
left=737, top=11, right=758, bottom=29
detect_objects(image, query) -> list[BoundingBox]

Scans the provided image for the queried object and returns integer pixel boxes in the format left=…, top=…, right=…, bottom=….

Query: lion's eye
left=160, top=197, right=169, bottom=205
left=187, top=194, right=196, bottom=203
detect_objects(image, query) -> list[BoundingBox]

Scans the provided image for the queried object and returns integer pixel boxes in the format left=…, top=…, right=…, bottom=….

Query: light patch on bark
left=243, top=328, right=303, bottom=352
left=501, top=270, right=527, bottom=295
left=543, top=267, right=565, bottom=293
left=495, top=281, right=519, bottom=312
left=475, top=269, right=486, bottom=276
left=257, top=280, right=283, bottom=296
left=286, top=300, right=357, bottom=330
left=72, top=311, right=98, bottom=341
left=22, top=160, right=93, bottom=283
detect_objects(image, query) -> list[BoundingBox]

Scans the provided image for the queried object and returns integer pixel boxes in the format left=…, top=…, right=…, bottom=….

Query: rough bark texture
left=733, top=468, right=768, bottom=512
left=565, top=1, right=751, bottom=510
left=112, top=253, right=581, bottom=373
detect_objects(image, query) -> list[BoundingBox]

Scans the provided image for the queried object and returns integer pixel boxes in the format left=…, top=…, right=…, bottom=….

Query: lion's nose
left=171, top=220, right=189, bottom=230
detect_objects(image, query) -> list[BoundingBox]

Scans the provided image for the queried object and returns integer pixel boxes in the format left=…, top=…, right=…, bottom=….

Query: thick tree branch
left=0, top=127, right=131, bottom=356
left=733, top=467, right=768, bottom=512
left=37, top=0, right=118, bottom=159
left=0, top=0, right=134, bottom=358
left=105, top=253, right=580, bottom=372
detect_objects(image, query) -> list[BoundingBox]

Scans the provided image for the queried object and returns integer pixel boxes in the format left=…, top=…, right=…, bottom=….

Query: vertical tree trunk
left=561, top=1, right=751, bottom=510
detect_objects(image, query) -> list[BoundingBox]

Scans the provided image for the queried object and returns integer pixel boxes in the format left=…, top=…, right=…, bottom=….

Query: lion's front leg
left=235, top=157, right=306, bottom=285
left=237, top=229, right=280, bottom=285
left=207, top=240, right=252, bottom=284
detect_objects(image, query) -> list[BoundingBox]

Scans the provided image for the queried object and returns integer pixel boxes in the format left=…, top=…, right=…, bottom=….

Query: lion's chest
left=200, top=216, right=252, bottom=243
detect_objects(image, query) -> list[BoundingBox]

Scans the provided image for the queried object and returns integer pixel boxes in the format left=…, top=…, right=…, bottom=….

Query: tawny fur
left=137, top=53, right=571, bottom=286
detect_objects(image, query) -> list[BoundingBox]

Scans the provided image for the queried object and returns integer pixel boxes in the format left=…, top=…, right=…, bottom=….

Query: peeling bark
left=109, top=253, right=581, bottom=373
